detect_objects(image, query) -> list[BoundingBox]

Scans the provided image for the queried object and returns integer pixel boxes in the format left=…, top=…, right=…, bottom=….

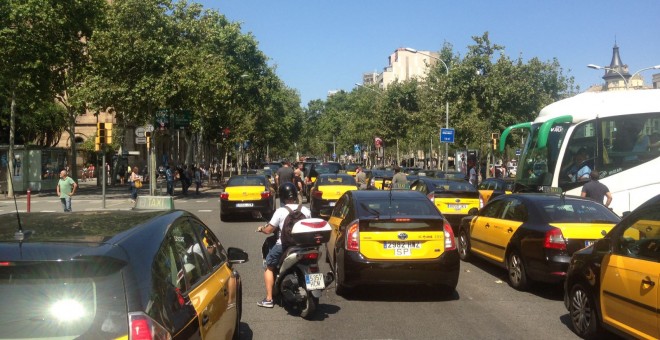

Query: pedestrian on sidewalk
left=194, top=166, right=202, bottom=194
left=165, top=165, right=175, bottom=196
left=129, top=166, right=142, bottom=203
left=57, top=170, right=77, bottom=212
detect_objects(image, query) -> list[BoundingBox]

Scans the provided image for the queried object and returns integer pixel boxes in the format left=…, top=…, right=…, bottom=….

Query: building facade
left=368, top=48, right=439, bottom=89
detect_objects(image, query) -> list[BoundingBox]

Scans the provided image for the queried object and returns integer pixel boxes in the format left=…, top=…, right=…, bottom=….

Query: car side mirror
left=319, top=208, right=333, bottom=220
left=228, top=247, right=249, bottom=264
left=593, top=238, right=612, bottom=254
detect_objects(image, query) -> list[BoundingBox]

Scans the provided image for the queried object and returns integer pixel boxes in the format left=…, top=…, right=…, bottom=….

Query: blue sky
left=199, top=0, right=660, bottom=106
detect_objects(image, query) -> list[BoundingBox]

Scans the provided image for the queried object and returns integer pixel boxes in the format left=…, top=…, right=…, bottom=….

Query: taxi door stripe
left=471, top=237, right=506, bottom=250
left=603, top=290, right=660, bottom=314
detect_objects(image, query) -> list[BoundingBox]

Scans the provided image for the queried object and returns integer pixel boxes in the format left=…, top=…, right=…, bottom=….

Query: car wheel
left=569, top=283, right=601, bottom=339
left=334, top=255, right=350, bottom=296
left=458, top=228, right=472, bottom=262
left=507, top=250, right=529, bottom=291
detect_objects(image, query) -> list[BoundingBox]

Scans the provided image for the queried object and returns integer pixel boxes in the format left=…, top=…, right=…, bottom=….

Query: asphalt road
left=0, top=186, right=622, bottom=340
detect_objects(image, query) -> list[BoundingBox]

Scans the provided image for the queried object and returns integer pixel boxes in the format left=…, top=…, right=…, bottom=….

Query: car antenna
left=7, top=165, right=31, bottom=242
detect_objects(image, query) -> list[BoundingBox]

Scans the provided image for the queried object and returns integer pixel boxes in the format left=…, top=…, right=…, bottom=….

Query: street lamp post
left=587, top=64, right=660, bottom=89
left=404, top=47, right=450, bottom=171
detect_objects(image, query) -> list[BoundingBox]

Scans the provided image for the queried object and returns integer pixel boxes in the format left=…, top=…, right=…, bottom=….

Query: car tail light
left=544, top=227, right=567, bottom=250
left=301, top=252, right=319, bottom=260
left=443, top=221, right=456, bottom=251
left=312, top=190, right=323, bottom=199
left=427, top=193, right=434, bottom=202
left=301, top=220, right=327, bottom=228
left=478, top=193, right=484, bottom=209
left=128, top=312, right=171, bottom=340
left=346, top=222, right=359, bottom=251
left=261, top=191, right=271, bottom=199
left=220, top=192, right=229, bottom=200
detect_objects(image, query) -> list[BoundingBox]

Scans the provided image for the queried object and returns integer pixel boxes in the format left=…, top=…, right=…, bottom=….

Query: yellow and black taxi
left=458, top=193, right=620, bottom=291
left=477, top=177, right=515, bottom=204
left=220, top=174, right=276, bottom=221
left=344, top=163, right=362, bottom=176
left=0, top=208, right=248, bottom=339
left=565, top=194, right=660, bottom=339
left=304, top=162, right=342, bottom=200
left=366, top=169, right=394, bottom=190
left=410, top=177, right=482, bottom=229
left=325, top=190, right=459, bottom=295
left=309, top=173, right=358, bottom=217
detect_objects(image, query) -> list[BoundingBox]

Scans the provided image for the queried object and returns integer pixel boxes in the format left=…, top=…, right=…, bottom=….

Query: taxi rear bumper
left=220, top=199, right=272, bottom=215
left=340, top=249, right=460, bottom=289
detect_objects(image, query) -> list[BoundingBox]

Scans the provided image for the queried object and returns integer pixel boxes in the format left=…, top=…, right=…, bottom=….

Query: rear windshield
left=227, top=176, right=267, bottom=186
left=313, top=163, right=342, bottom=174
left=360, top=219, right=444, bottom=231
left=431, top=180, right=476, bottom=192
left=541, top=200, right=620, bottom=223
left=357, top=199, right=440, bottom=218
left=0, top=261, right=128, bottom=339
left=317, top=175, right=356, bottom=185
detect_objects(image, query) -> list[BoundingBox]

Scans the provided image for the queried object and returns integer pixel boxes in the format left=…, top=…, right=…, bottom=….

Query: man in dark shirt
left=581, top=171, right=612, bottom=208
left=276, top=161, right=294, bottom=205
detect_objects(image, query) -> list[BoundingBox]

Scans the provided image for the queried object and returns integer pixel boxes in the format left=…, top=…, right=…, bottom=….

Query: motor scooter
left=260, top=217, right=334, bottom=319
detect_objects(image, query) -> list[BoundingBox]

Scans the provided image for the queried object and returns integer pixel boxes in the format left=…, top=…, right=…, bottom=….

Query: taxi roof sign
left=133, top=196, right=175, bottom=211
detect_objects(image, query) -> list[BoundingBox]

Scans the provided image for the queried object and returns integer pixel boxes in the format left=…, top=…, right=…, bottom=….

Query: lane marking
left=196, top=200, right=208, bottom=203
left=198, top=210, right=213, bottom=212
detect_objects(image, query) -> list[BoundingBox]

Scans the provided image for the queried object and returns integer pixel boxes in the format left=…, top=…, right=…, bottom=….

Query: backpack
left=280, top=203, right=305, bottom=247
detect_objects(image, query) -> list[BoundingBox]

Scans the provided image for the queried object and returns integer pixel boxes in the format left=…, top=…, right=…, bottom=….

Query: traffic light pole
left=102, top=152, right=106, bottom=209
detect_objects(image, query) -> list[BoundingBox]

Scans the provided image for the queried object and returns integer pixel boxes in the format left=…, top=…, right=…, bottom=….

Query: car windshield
left=227, top=176, right=267, bottom=186
left=314, top=163, right=341, bottom=174
left=357, top=198, right=438, bottom=217
left=431, top=180, right=476, bottom=192
left=344, top=164, right=359, bottom=172
left=0, top=260, right=128, bottom=339
left=317, top=174, right=356, bottom=185
left=371, top=170, right=394, bottom=178
left=540, top=199, right=620, bottom=223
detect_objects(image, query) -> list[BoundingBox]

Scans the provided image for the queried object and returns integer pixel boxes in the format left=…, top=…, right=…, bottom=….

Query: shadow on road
left=338, top=284, right=459, bottom=302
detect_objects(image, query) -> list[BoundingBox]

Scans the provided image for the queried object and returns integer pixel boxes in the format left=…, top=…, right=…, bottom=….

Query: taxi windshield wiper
left=360, top=203, right=381, bottom=218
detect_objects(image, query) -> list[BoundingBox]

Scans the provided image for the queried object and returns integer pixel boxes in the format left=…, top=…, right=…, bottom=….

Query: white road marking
left=41, top=210, right=56, bottom=212
left=196, top=200, right=208, bottom=203
left=198, top=210, right=213, bottom=212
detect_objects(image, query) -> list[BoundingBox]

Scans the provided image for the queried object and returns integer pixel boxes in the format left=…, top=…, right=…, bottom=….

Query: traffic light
left=105, top=123, right=113, bottom=144
left=146, top=131, right=151, bottom=149
left=96, top=123, right=106, bottom=144
left=492, top=138, right=499, bottom=151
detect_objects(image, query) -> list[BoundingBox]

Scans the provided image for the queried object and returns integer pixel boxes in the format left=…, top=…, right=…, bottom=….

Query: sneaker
left=257, top=298, right=274, bottom=308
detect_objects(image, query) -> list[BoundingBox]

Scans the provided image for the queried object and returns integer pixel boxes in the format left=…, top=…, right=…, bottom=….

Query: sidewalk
left=1, top=178, right=222, bottom=201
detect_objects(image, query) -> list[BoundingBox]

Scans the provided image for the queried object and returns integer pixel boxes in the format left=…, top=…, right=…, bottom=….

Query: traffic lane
left=174, top=197, right=617, bottom=339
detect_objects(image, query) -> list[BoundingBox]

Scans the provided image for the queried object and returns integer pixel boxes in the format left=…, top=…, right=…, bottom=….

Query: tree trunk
left=7, top=91, right=16, bottom=197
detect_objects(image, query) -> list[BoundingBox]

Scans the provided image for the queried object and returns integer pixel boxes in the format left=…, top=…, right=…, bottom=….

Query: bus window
left=558, top=122, right=596, bottom=189
left=601, top=113, right=659, bottom=176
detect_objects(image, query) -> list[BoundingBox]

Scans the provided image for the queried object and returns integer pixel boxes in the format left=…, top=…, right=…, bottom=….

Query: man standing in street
left=355, top=166, right=367, bottom=189
left=275, top=161, right=294, bottom=205
left=391, top=166, right=408, bottom=189
left=165, top=165, right=174, bottom=196
left=57, top=170, right=77, bottom=212
left=581, top=171, right=612, bottom=208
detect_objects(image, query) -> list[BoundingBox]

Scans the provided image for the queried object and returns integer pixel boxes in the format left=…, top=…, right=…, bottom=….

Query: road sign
left=136, top=137, right=147, bottom=144
left=440, top=128, right=455, bottom=143
left=135, top=127, right=146, bottom=138
left=516, top=149, right=521, bottom=156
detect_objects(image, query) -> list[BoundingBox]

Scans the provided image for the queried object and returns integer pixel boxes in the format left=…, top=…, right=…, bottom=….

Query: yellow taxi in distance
left=344, top=163, right=361, bottom=176
left=309, top=174, right=357, bottom=218
left=410, top=177, right=482, bottom=229
left=220, top=175, right=276, bottom=221
left=477, top=177, right=515, bottom=204
left=325, top=190, right=459, bottom=296
left=565, top=194, right=660, bottom=339
left=459, top=193, right=620, bottom=291
left=367, top=169, right=394, bottom=190
left=304, top=162, right=342, bottom=201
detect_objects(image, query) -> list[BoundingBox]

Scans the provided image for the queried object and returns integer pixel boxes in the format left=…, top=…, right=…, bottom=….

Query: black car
left=325, top=190, right=460, bottom=295
left=0, top=208, right=248, bottom=339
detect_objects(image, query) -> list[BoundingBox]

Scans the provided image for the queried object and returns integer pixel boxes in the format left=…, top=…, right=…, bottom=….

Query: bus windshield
left=516, top=122, right=570, bottom=189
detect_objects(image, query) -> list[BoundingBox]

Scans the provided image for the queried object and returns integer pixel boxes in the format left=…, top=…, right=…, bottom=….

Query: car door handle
left=201, top=311, right=210, bottom=326
left=507, top=227, right=513, bottom=233
left=485, top=223, right=490, bottom=228
left=642, top=277, right=655, bottom=287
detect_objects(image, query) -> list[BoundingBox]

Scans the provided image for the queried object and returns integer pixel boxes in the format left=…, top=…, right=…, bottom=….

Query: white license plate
left=447, top=204, right=467, bottom=210
left=383, top=241, right=422, bottom=249
left=305, top=273, right=325, bottom=290
left=236, top=203, right=254, bottom=208
left=394, top=248, right=412, bottom=256
left=329, top=201, right=336, bottom=207
left=585, top=240, right=595, bottom=247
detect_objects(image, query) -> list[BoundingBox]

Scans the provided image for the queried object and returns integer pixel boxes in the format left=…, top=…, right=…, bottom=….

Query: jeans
left=60, top=197, right=72, bottom=212
left=167, top=181, right=174, bottom=196
left=131, top=184, right=138, bottom=200
left=265, top=243, right=284, bottom=269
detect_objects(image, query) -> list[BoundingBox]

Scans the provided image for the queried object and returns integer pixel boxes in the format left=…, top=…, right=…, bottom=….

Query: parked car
left=309, top=173, right=358, bottom=217
left=477, top=177, right=515, bottom=204
left=410, top=177, right=482, bottom=228
left=220, top=174, right=276, bottom=221
left=0, top=208, right=248, bottom=339
left=325, top=190, right=459, bottom=296
left=343, top=163, right=362, bottom=176
left=564, top=194, right=660, bottom=339
left=458, top=193, right=620, bottom=290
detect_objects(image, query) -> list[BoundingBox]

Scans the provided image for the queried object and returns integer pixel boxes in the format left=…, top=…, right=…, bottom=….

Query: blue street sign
left=440, top=128, right=455, bottom=143
left=354, top=144, right=360, bottom=153
left=516, top=149, right=521, bottom=156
